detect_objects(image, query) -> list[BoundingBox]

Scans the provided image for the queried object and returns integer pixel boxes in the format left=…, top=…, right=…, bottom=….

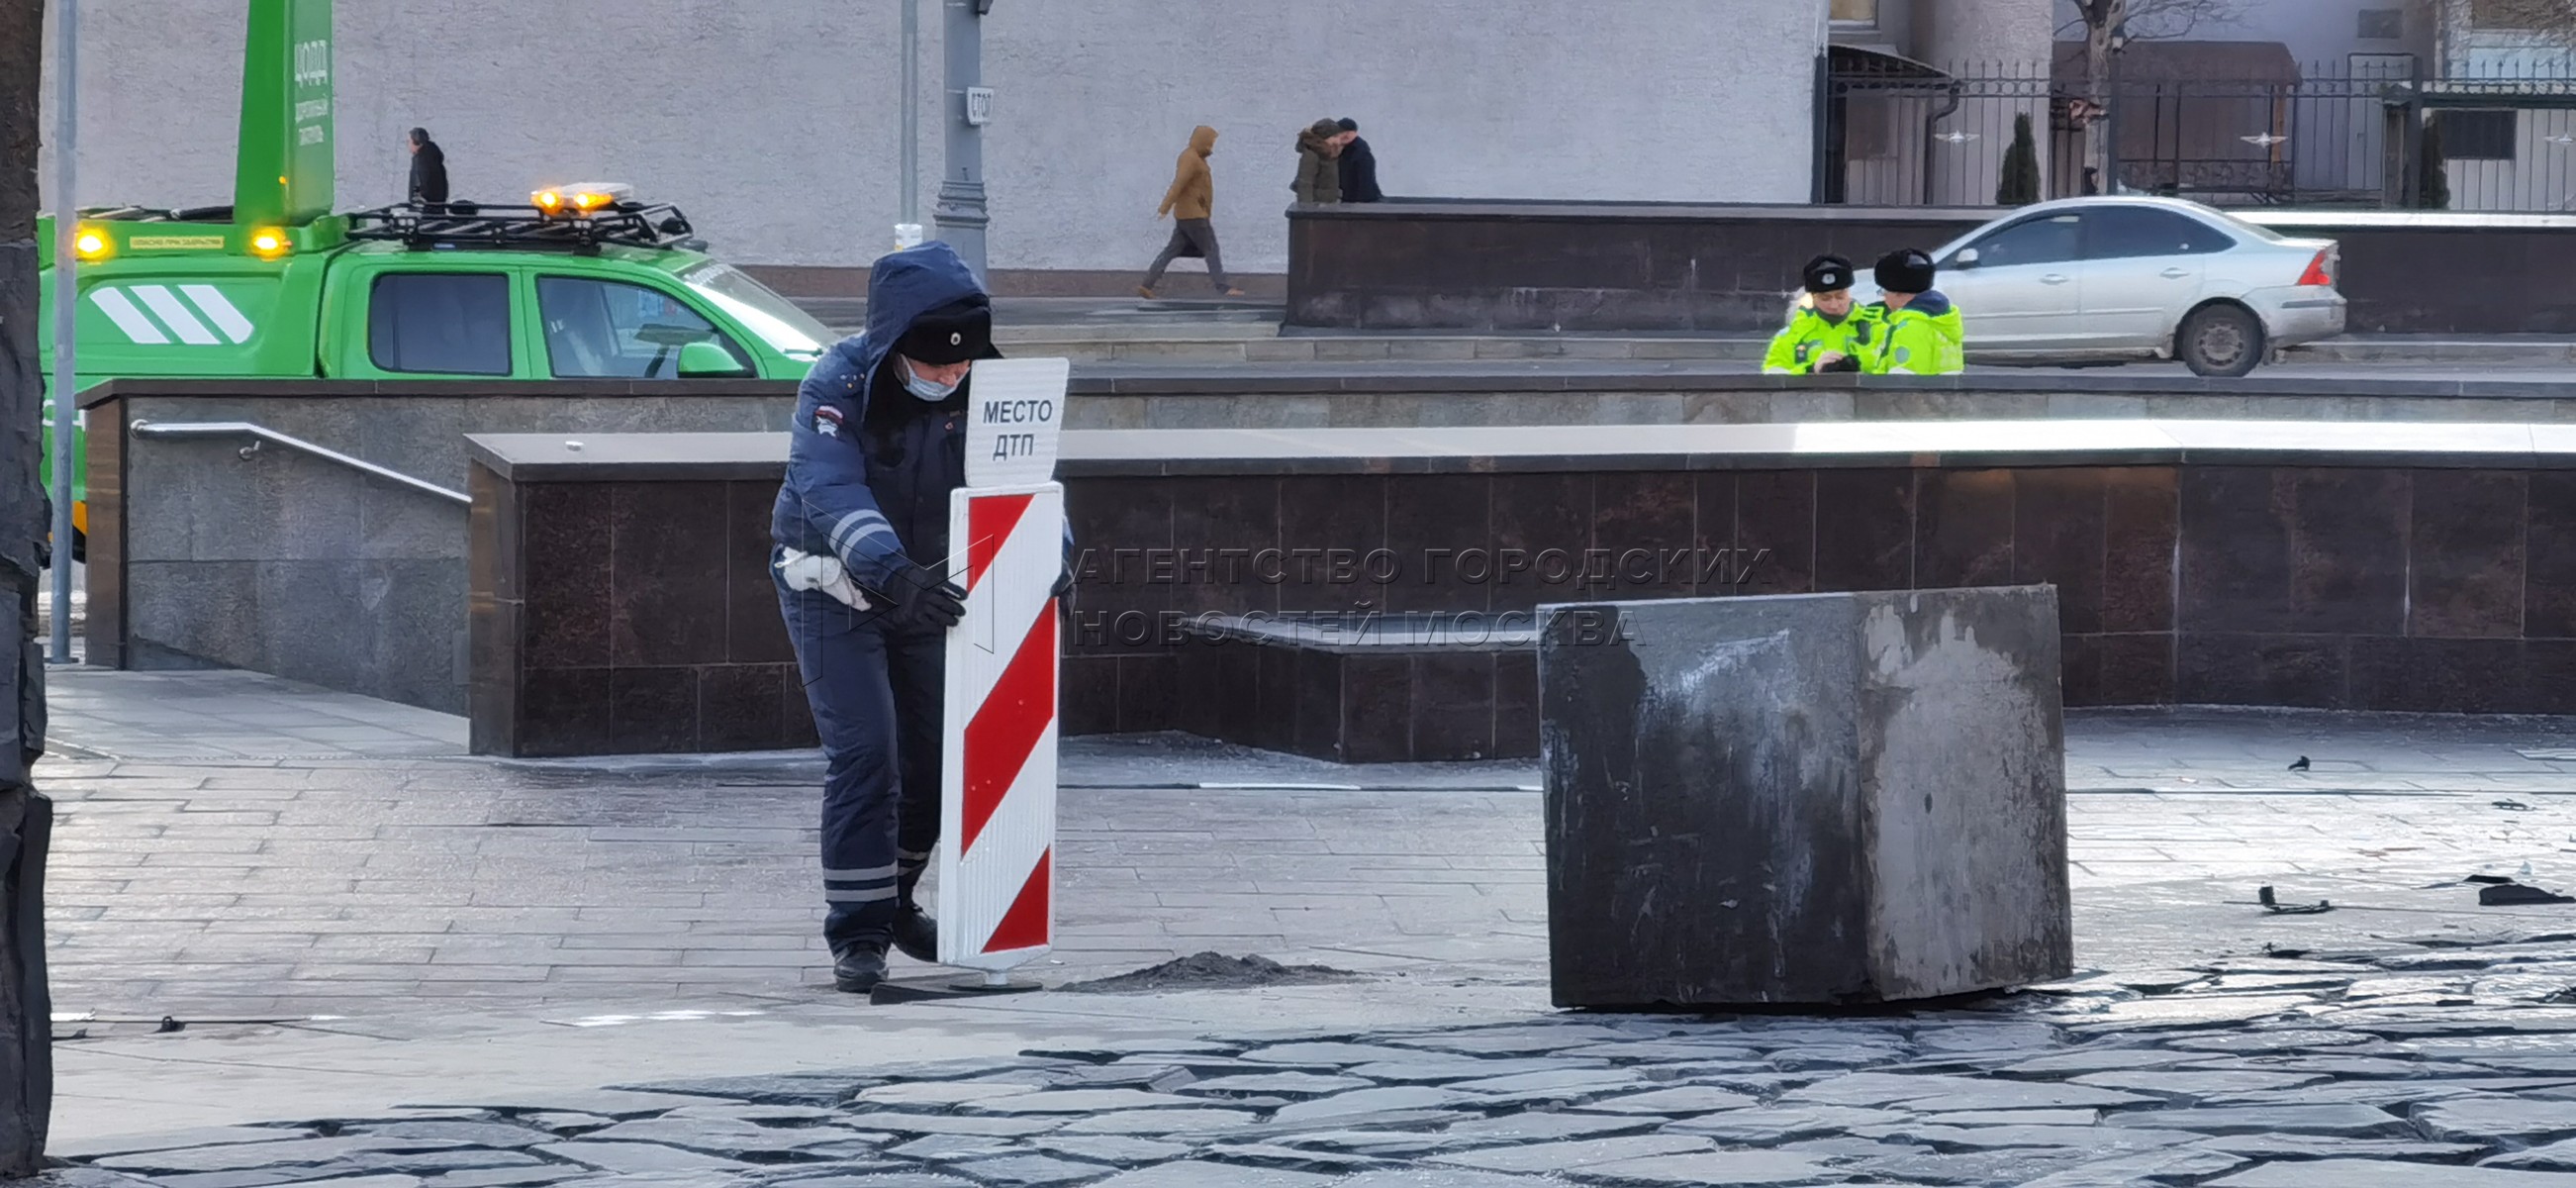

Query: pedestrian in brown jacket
left=1293, top=119, right=1347, bottom=205
left=1139, top=126, right=1244, bottom=299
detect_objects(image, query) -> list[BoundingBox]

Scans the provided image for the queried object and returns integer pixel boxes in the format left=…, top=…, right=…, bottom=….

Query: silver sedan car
left=1840, top=196, right=2346, bottom=377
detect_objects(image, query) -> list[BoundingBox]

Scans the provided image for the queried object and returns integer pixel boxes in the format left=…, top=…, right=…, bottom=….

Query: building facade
left=38, top=0, right=1882, bottom=286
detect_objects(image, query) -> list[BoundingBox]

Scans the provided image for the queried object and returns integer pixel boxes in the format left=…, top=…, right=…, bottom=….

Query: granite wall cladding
left=1288, top=202, right=2576, bottom=335
left=1063, top=463, right=2576, bottom=737
left=469, top=469, right=814, bottom=758
left=83, top=383, right=795, bottom=713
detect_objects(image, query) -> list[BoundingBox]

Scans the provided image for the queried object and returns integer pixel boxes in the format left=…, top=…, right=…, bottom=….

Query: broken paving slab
left=1784, top=1071, right=2152, bottom=1110
left=1429, top=1134, right=1714, bottom=1174
left=1086, top=1161, right=1339, bottom=1187
left=1578, top=1085, right=1762, bottom=1115
left=2103, top=1104, right=2411, bottom=1136
left=1660, top=1105, right=1912, bottom=1141
left=2068, top=1069, right=2329, bottom=1095
left=1566, top=1149, right=1841, bottom=1185
left=2214, top=1157, right=2576, bottom=1186
left=2417, top=1096, right=2576, bottom=1141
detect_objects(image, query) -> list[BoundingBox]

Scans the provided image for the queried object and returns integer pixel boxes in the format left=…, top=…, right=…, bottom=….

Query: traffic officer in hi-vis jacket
left=770, top=242, right=1069, bottom=993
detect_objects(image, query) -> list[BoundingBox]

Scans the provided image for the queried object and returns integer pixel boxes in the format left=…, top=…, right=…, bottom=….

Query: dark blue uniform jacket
left=771, top=245, right=1071, bottom=593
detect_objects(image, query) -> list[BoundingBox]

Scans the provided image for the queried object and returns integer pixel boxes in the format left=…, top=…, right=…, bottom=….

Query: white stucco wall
left=39, top=0, right=1831, bottom=276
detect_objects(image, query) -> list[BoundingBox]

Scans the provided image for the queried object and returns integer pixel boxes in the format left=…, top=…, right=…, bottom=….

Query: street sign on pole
left=47, top=0, right=78, bottom=664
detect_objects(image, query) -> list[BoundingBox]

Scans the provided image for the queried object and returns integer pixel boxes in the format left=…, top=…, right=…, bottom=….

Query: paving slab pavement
left=42, top=668, right=2576, bottom=1184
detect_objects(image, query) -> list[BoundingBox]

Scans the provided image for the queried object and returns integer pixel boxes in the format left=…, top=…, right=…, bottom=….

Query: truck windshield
left=681, top=262, right=833, bottom=362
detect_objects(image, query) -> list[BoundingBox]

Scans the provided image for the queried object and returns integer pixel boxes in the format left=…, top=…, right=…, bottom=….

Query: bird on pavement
left=2289, top=755, right=2311, bottom=771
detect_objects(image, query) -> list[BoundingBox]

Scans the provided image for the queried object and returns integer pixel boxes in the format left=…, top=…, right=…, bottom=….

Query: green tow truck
left=37, top=0, right=833, bottom=557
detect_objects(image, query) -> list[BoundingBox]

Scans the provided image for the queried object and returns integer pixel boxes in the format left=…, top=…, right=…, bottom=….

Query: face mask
left=898, top=356, right=960, bottom=402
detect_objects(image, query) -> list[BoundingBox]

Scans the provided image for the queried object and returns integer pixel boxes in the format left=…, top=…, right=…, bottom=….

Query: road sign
left=936, top=481, right=1063, bottom=977
left=963, top=357, right=1067, bottom=488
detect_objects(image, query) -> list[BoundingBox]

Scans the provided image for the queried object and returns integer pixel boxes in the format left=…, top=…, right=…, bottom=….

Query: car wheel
left=2177, top=304, right=2266, bottom=378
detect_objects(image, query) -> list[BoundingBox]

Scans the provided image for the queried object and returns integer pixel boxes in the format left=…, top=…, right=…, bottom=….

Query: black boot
left=833, top=940, right=890, bottom=993
left=894, top=899, right=939, bottom=963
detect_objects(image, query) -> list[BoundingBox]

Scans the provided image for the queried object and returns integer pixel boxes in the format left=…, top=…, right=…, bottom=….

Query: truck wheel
left=2178, top=304, right=2265, bottom=378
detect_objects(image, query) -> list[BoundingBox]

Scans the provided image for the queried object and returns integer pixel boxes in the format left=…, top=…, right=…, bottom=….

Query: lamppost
left=932, top=0, right=994, bottom=279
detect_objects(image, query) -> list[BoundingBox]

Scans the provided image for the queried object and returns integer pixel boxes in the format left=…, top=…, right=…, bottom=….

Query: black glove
left=882, top=561, right=966, bottom=631
left=1818, top=354, right=1863, bottom=374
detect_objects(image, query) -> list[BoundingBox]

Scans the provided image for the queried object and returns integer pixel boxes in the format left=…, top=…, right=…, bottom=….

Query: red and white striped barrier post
left=938, top=359, right=1070, bottom=985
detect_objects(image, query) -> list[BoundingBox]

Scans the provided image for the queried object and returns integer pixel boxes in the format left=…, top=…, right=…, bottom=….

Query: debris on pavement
left=2288, top=755, right=2311, bottom=770
left=1057, top=952, right=1359, bottom=994
left=2478, top=880, right=2576, bottom=906
left=2256, top=886, right=2334, bottom=915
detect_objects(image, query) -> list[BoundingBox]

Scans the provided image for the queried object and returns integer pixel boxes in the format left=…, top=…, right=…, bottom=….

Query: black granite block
left=521, top=484, right=615, bottom=669
left=2177, top=466, right=2290, bottom=635
left=2096, top=633, right=2175, bottom=706
left=1539, top=588, right=2069, bottom=1008
left=1493, top=649, right=1540, bottom=759
left=1383, top=474, right=1492, bottom=614
left=518, top=667, right=613, bottom=757
left=2057, top=634, right=2103, bottom=707
left=1813, top=469, right=1915, bottom=593
left=1059, top=655, right=1120, bottom=736
left=2100, top=467, right=2177, bottom=635
left=2530, top=472, right=2576, bottom=639
left=1278, top=475, right=1387, bottom=614
left=2360, top=636, right=2528, bottom=714
left=1242, top=645, right=1293, bottom=752
left=1689, top=471, right=1742, bottom=596
left=1115, top=653, right=1181, bottom=734
left=1066, top=480, right=1178, bottom=651
left=2175, top=633, right=2347, bottom=708
left=726, top=481, right=795, bottom=664
left=700, top=663, right=802, bottom=752
left=1733, top=471, right=1815, bottom=597
left=1917, top=469, right=2016, bottom=589
left=2012, top=468, right=2108, bottom=635
left=1170, top=476, right=1284, bottom=616
left=1593, top=473, right=1697, bottom=602
left=2411, top=469, right=2527, bottom=639
left=610, top=482, right=732, bottom=668
left=610, top=666, right=700, bottom=754
left=1290, top=647, right=1346, bottom=759
left=1340, top=655, right=1414, bottom=764
left=2181, top=467, right=2406, bottom=636
left=1412, top=652, right=1498, bottom=761
left=2524, top=641, right=2576, bottom=714
left=1490, top=473, right=1592, bottom=613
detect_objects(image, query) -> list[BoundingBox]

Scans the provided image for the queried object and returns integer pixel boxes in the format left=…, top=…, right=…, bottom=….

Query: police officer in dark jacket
left=773, top=242, right=1057, bottom=993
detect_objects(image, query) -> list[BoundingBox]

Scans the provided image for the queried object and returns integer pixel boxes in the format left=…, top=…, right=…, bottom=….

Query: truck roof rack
left=343, top=201, right=699, bottom=254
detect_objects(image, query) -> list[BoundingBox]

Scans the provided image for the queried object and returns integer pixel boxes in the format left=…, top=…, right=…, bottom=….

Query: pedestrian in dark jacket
left=1335, top=118, right=1383, bottom=203
left=407, top=128, right=448, bottom=207
left=1139, top=125, right=1245, bottom=298
left=1293, top=119, right=1346, bottom=205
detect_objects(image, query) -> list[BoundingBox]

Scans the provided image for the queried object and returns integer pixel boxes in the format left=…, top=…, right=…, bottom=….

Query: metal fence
left=1819, top=54, right=2576, bottom=212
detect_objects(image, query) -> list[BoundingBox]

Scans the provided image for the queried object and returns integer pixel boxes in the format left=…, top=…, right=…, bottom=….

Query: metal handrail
left=128, top=420, right=470, bottom=506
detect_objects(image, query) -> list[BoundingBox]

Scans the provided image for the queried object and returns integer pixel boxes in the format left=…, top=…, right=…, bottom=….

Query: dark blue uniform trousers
left=777, top=563, right=946, bottom=948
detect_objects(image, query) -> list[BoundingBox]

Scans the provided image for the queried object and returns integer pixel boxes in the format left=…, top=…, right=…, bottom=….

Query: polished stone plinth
left=1538, top=587, right=2072, bottom=1009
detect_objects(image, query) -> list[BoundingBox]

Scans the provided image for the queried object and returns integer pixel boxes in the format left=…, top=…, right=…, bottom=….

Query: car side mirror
left=677, top=341, right=750, bottom=378
left=1953, top=248, right=1980, bottom=269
